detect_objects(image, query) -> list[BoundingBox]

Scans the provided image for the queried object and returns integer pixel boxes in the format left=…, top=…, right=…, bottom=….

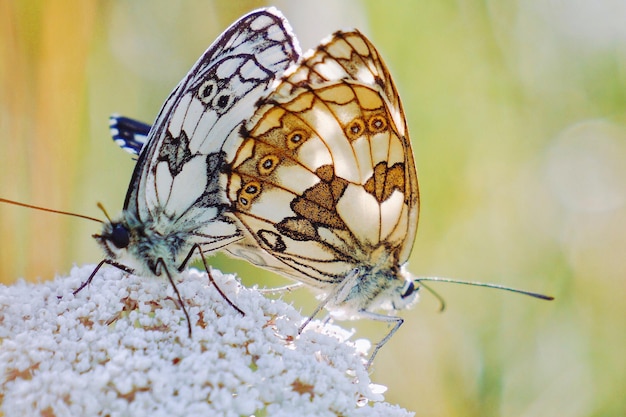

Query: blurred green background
left=1, top=1, right=624, bottom=415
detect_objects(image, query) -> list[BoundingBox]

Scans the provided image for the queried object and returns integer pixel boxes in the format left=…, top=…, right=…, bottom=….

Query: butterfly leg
left=156, top=259, right=193, bottom=337
left=186, top=243, right=245, bottom=316
left=298, top=296, right=330, bottom=334
left=357, top=311, right=404, bottom=368
left=257, top=282, right=303, bottom=294
left=298, top=269, right=360, bottom=334
left=71, top=259, right=133, bottom=296
left=321, top=314, right=334, bottom=326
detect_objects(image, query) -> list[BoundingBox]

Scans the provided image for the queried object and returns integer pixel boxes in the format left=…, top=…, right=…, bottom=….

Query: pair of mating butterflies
left=98, top=7, right=550, bottom=365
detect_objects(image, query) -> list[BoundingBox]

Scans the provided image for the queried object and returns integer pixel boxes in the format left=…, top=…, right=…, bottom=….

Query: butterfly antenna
left=96, top=202, right=113, bottom=222
left=0, top=197, right=103, bottom=223
left=418, top=281, right=447, bottom=312
left=415, top=276, right=554, bottom=301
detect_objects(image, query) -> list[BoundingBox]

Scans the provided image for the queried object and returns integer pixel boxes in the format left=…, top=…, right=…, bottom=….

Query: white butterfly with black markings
left=81, top=7, right=301, bottom=335
left=111, top=29, right=553, bottom=365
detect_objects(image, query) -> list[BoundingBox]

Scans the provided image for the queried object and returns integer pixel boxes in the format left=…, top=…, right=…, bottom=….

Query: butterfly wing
left=226, top=30, right=419, bottom=287
left=109, top=115, right=150, bottom=157
left=123, top=8, right=301, bottom=253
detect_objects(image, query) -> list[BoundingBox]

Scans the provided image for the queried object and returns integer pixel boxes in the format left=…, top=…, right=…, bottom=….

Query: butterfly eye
left=400, top=281, right=417, bottom=298
left=368, top=115, right=387, bottom=133
left=345, top=118, right=365, bottom=140
left=286, top=129, right=308, bottom=149
left=258, top=154, right=280, bottom=175
left=110, top=224, right=130, bottom=249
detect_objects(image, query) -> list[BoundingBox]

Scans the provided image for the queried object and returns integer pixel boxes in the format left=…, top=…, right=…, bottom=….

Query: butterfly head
left=97, top=222, right=130, bottom=250
left=385, top=265, right=421, bottom=311
left=397, top=279, right=419, bottom=307
left=92, top=210, right=150, bottom=274
left=93, top=217, right=134, bottom=263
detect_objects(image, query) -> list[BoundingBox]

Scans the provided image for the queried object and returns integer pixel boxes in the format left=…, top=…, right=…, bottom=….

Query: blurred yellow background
left=1, top=1, right=624, bottom=415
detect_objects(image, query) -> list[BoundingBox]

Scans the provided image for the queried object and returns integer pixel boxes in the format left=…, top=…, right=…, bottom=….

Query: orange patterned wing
left=225, top=30, right=418, bottom=288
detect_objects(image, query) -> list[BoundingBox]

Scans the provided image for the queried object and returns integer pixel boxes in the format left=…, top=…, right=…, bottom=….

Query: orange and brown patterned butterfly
left=226, top=30, right=552, bottom=364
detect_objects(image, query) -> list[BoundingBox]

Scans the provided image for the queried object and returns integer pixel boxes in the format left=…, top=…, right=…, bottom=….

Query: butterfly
left=79, top=7, right=301, bottom=335
left=110, top=29, right=553, bottom=364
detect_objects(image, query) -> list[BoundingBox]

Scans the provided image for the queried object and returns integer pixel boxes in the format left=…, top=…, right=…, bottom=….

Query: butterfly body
left=325, top=265, right=418, bottom=322
left=94, top=174, right=229, bottom=276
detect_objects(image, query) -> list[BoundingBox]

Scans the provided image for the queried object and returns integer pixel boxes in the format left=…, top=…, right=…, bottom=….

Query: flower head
left=0, top=265, right=413, bottom=416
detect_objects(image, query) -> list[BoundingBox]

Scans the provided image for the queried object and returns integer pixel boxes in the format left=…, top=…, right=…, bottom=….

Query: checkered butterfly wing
left=122, top=8, right=301, bottom=258
left=225, top=30, right=419, bottom=288
left=97, top=9, right=300, bottom=280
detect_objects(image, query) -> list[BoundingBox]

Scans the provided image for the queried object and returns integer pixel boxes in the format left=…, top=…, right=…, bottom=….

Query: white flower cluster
left=0, top=265, right=413, bottom=417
